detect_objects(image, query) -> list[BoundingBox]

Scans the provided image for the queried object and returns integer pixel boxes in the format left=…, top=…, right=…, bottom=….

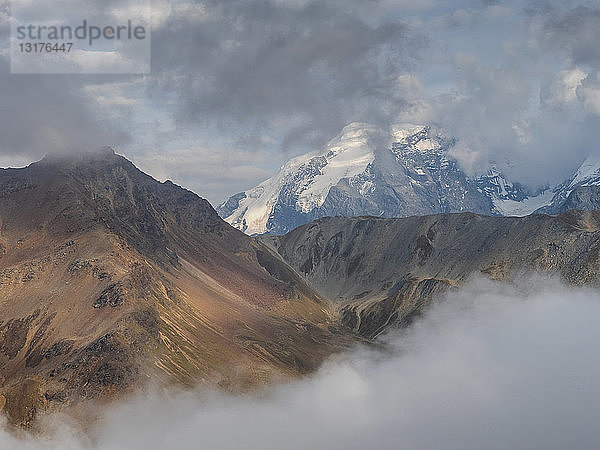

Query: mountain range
left=260, top=210, right=600, bottom=338
left=2, top=149, right=600, bottom=429
left=219, top=123, right=600, bottom=235
left=0, top=149, right=353, bottom=428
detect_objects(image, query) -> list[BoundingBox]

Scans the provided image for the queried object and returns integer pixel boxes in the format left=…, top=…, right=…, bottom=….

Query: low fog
left=3, top=276, right=600, bottom=449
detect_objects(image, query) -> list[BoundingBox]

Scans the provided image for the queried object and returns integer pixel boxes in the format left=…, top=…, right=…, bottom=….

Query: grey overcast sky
left=1, top=0, right=600, bottom=204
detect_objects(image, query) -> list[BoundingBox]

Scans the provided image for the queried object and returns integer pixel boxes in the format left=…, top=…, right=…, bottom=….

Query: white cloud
left=578, top=72, right=600, bottom=115
left=544, top=68, right=587, bottom=108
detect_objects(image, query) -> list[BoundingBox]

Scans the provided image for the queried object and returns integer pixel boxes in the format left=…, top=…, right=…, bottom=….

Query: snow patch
left=222, top=122, right=378, bottom=234
left=492, top=189, right=555, bottom=216
left=297, top=124, right=376, bottom=212
left=391, top=123, right=426, bottom=141
left=415, top=139, right=438, bottom=152
left=223, top=153, right=310, bottom=235
left=567, top=155, right=600, bottom=191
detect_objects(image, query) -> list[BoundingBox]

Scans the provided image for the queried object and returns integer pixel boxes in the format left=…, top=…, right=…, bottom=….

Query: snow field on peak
left=222, top=123, right=378, bottom=235
left=296, top=124, right=376, bottom=213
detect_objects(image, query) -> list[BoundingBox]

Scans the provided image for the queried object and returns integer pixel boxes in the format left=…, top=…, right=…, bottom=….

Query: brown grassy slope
left=0, top=149, right=352, bottom=428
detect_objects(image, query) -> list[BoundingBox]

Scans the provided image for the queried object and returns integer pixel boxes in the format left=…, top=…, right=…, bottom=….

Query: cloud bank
left=3, top=0, right=600, bottom=201
left=3, top=276, right=600, bottom=449
left=150, top=0, right=422, bottom=151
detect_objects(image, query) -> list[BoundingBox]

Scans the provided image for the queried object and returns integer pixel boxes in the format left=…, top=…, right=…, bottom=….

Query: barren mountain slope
left=0, top=149, right=351, bottom=428
left=263, top=211, right=600, bottom=338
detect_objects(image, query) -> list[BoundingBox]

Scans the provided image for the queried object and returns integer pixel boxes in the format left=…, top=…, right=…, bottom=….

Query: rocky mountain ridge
left=260, top=210, right=600, bottom=338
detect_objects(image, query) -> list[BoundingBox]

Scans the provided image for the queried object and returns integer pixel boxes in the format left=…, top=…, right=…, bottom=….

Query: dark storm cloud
left=2, top=0, right=600, bottom=199
left=150, top=0, right=421, bottom=150
left=146, top=0, right=600, bottom=194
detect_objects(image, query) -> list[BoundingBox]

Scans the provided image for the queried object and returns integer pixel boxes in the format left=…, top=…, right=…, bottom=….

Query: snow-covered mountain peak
left=295, top=123, right=378, bottom=214
left=317, top=122, right=378, bottom=167
left=323, top=122, right=379, bottom=154
left=390, top=125, right=446, bottom=155
left=218, top=122, right=600, bottom=235
left=567, top=155, right=600, bottom=189
left=218, top=122, right=382, bottom=235
left=529, top=154, right=600, bottom=215
left=391, top=123, right=428, bottom=141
